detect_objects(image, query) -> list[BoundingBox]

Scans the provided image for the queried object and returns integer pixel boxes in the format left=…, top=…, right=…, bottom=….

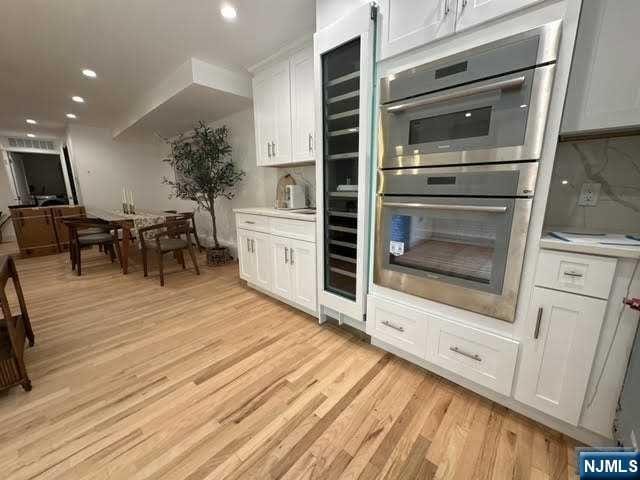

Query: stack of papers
left=548, top=232, right=640, bottom=246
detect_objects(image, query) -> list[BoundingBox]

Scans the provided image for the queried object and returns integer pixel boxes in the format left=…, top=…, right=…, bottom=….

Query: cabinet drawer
left=536, top=250, right=617, bottom=300
left=270, top=218, right=315, bottom=243
left=236, top=213, right=269, bottom=233
left=367, top=296, right=428, bottom=358
left=427, top=317, right=519, bottom=397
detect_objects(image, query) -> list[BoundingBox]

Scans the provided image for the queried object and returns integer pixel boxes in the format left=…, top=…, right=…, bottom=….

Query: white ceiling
left=130, top=83, right=252, bottom=139
left=0, top=0, right=315, bottom=138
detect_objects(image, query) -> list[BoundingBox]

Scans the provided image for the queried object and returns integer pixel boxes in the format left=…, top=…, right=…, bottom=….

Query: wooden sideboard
left=10, top=205, right=85, bottom=257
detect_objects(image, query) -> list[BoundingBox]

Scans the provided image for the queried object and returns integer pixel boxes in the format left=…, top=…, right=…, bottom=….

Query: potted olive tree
left=163, top=121, right=245, bottom=265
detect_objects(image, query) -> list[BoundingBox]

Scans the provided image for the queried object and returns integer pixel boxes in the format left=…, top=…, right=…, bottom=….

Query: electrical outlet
left=578, top=182, right=601, bottom=206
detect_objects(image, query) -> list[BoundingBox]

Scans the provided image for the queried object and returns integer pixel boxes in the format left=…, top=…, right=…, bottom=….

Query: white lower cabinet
left=235, top=211, right=317, bottom=314
left=367, top=295, right=518, bottom=396
left=427, top=316, right=519, bottom=397
left=271, top=237, right=317, bottom=311
left=515, top=286, right=607, bottom=425
left=367, top=296, right=429, bottom=358
left=237, top=229, right=272, bottom=291
left=289, top=239, right=317, bottom=312
left=271, top=236, right=293, bottom=298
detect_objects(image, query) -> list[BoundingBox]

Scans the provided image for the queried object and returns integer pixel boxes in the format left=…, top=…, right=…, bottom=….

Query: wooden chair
left=164, top=212, right=203, bottom=252
left=0, top=255, right=34, bottom=393
left=139, top=220, right=200, bottom=286
left=64, top=219, right=122, bottom=276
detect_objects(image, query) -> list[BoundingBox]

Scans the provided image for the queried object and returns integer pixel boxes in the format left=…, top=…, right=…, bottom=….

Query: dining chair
left=163, top=212, right=203, bottom=252
left=138, top=220, right=200, bottom=286
left=64, top=219, right=122, bottom=276
left=0, top=255, right=34, bottom=393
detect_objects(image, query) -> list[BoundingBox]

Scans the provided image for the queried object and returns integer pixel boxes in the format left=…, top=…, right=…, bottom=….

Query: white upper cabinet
left=454, top=0, right=544, bottom=32
left=252, top=60, right=292, bottom=166
left=252, top=45, right=315, bottom=167
left=378, top=0, right=456, bottom=60
left=561, top=0, right=640, bottom=134
left=377, top=0, right=545, bottom=60
left=290, top=47, right=316, bottom=163
left=271, top=61, right=293, bottom=164
left=252, top=72, right=274, bottom=167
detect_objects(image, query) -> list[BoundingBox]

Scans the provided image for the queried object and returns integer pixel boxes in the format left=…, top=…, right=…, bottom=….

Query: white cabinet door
left=561, top=0, right=640, bottom=133
left=271, top=60, right=292, bottom=165
left=252, top=231, right=272, bottom=291
left=290, top=47, right=315, bottom=163
left=378, top=0, right=456, bottom=60
left=455, top=0, right=544, bottom=32
left=515, top=287, right=607, bottom=425
left=237, top=229, right=256, bottom=282
left=252, top=71, right=275, bottom=167
left=289, top=238, right=317, bottom=312
left=270, top=236, right=293, bottom=300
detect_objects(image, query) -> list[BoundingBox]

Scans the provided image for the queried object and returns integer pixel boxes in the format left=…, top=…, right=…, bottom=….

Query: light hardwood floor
left=0, top=243, right=579, bottom=479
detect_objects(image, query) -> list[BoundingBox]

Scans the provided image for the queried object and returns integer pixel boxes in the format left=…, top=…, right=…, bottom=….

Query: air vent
left=7, top=137, right=56, bottom=151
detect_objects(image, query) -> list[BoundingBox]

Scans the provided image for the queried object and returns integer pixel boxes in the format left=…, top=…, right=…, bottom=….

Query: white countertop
left=540, top=236, right=640, bottom=259
left=233, top=207, right=316, bottom=222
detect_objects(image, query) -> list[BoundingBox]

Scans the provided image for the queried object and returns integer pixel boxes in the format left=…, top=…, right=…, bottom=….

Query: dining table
left=86, top=208, right=179, bottom=274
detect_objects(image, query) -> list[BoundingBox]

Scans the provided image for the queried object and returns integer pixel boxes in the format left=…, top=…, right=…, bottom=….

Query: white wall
left=65, top=108, right=281, bottom=252
left=194, top=108, right=278, bottom=249
left=0, top=151, right=16, bottom=240
left=66, top=124, right=173, bottom=212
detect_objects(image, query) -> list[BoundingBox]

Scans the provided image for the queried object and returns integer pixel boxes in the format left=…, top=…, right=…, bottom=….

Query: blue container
left=390, top=215, right=411, bottom=246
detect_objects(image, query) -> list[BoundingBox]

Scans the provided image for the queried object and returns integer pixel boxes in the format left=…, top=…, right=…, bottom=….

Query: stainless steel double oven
left=374, top=22, right=560, bottom=322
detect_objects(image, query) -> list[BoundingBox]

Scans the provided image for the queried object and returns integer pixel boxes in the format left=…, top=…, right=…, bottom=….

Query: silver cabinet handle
left=382, top=201, right=507, bottom=213
left=247, top=238, right=251, bottom=252
left=308, top=133, right=313, bottom=152
left=244, top=221, right=255, bottom=225
left=533, top=307, right=543, bottom=339
left=443, top=0, right=450, bottom=16
left=290, top=248, right=294, bottom=265
left=381, top=320, right=404, bottom=332
left=251, top=239, right=255, bottom=253
left=267, top=142, right=271, bottom=157
left=272, top=142, right=277, bottom=157
left=449, top=346, right=482, bottom=362
left=460, top=0, right=468, bottom=14
left=384, top=76, right=525, bottom=113
left=563, top=271, right=583, bottom=278
left=284, top=247, right=288, bottom=264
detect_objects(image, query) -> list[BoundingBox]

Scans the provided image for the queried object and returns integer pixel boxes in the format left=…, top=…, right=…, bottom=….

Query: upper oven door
left=379, top=65, right=555, bottom=168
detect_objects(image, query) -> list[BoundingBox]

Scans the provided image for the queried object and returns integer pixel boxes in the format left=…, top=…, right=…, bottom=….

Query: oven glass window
left=408, top=106, right=492, bottom=145
left=388, top=209, right=498, bottom=284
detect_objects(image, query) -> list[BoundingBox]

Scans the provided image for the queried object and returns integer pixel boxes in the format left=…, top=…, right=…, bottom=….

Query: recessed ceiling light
left=72, top=96, right=84, bottom=103
left=220, top=4, right=237, bottom=20
left=82, top=68, right=97, bottom=78
left=26, top=119, right=37, bottom=125
left=66, top=113, right=77, bottom=119
left=27, top=133, right=35, bottom=138
left=465, top=112, right=472, bottom=117
left=561, top=179, right=569, bottom=185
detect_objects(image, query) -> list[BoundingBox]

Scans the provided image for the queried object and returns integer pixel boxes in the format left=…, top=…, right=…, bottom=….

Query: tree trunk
left=209, top=201, right=219, bottom=248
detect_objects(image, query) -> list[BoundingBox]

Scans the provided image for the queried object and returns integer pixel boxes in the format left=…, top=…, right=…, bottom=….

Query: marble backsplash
left=544, top=135, right=640, bottom=234
left=276, top=165, right=316, bottom=208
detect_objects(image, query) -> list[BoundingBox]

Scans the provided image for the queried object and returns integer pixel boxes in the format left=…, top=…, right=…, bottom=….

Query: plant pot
left=206, top=246, right=233, bottom=266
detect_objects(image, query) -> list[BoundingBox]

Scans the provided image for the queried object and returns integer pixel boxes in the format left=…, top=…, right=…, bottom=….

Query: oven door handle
left=383, top=75, right=526, bottom=113
left=382, top=202, right=508, bottom=213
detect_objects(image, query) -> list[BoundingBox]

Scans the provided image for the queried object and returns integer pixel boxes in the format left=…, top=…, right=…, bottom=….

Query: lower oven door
left=374, top=195, right=532, bottom=322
